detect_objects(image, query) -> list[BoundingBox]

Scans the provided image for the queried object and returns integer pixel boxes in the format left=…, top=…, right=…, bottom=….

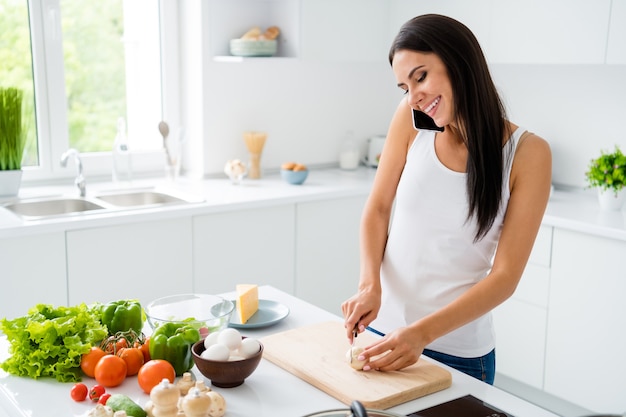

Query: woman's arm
left=360, top=130, right=552, bottom=371
left=342, top=98, right=415, bottom=339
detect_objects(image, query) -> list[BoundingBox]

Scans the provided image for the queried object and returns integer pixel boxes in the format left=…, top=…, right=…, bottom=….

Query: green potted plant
left=0, top=86, right=26, bottom=197
left=585, top=145, right=626, bottom=210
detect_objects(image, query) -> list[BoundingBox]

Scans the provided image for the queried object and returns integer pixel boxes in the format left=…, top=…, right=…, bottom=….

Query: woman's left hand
left=359, top=326, right=426, bottom=372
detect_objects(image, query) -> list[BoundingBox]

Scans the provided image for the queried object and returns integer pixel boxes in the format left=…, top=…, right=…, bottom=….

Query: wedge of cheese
left=236, top=284, right=259, bottom=324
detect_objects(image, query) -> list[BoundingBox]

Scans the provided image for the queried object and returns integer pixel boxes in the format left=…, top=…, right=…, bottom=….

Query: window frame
left=22, top=0, right=181, bottom=184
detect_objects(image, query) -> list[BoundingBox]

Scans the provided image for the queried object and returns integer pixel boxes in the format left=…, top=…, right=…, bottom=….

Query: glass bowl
left=145, top=294, right=235, bottom=338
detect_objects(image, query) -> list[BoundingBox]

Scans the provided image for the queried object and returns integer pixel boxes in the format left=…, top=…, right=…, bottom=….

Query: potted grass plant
left=585, top=145, right=626, bottom=210
left=0, top=87, right=26, bottom=197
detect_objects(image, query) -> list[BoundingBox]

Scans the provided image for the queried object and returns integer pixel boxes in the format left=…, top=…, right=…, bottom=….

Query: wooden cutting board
left=260, top=321, right=452, bottom=409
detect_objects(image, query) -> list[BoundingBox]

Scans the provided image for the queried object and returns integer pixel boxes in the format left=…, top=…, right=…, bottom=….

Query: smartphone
left=412, top=109, right=444, bottom=132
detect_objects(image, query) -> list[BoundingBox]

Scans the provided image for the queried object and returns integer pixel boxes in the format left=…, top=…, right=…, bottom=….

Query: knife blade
left=350, top=324, right=358, bottom=364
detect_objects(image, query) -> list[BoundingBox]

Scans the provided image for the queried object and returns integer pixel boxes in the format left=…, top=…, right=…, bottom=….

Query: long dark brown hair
left=389, top=14, right=511, bottom=241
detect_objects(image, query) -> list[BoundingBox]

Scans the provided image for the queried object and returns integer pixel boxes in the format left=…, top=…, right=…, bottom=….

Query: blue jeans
left=422, top=348, right=496, bottom=385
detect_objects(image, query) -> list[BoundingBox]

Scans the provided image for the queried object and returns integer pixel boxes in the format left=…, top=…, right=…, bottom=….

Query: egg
left=217, top=328, right=242, bottom=351
left=203, top=331, right=220, bottom=349
left=238, top=338, right=261, bottom=358
left=201, top=343, right=230, bottom=361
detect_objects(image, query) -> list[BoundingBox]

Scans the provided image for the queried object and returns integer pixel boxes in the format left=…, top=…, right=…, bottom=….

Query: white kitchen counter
left=0, top=286, right=559, bottom=417
left=1, top=168, right=624, bottom=242
left=0, top=168, right=376, bottom=238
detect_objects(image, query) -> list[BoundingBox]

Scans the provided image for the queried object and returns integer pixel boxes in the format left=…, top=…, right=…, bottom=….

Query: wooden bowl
left=191, top=337, right=263, bottom=388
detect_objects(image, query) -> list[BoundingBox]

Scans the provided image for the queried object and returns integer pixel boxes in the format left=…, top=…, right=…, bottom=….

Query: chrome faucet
left=60, top=148, right=86, bottom=197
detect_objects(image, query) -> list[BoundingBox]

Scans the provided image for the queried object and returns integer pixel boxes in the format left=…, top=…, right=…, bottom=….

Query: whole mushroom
left=206, top=391, right=227, bottom=417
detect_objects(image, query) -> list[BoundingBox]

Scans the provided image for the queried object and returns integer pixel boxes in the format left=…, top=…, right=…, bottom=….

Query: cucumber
left=106, top=394, right=147, bottom=417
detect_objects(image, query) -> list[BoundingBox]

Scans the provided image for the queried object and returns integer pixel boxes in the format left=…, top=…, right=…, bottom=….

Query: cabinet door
left=546, top=228, right=626, bottom=413
left=0, top=233, right=67, bottom=319
left=67, top=218, right=193, bottom=306
left=488, top=0, right=611, bottom=64
left=493, top=225, right=552, bottom=389
left=295, top=195, right=366, bottom=316
left=494, top=299, right=548, bottom=389
left=607, top=0, right=626, bottom=64
left=300, top=0, right=390, bottom=62
left=388, top=0, right=492, bottom=56
left=193, top=204, right=295, bottom=295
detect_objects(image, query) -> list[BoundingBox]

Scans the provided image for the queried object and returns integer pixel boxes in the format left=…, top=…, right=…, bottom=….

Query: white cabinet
left=300, top=0, right=390, bottom=63
left=487, top=0, right=611, bottom=64
left=494, top=225, right=552, bottom=389
left=545, top=228, right=626, bottom=414
left=0, top=233, right=67, bottom=319
left=192, top=204, right=295, bottom=295
left=388, top=0, right=493, bottom=56
left=66, top=218, right=193, bottom=307
left=295, top=195, right=366, bottom=316
left=607, top=0, right=626, bottom=64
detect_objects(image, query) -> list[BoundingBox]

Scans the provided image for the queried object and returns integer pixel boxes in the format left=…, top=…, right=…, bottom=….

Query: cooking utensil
left=302, top=400, right=405, bottom=417
left=158, top=121, right=174, bottom=166
left=350, top=324, right=358, bottom=365
left=261, top=321, right=452, bottom=409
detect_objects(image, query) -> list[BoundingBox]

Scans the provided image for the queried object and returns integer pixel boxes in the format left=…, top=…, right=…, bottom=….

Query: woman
left=341, top=14, right=551, bottom=384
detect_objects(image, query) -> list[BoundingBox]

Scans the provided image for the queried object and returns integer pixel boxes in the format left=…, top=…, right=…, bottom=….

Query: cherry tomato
left=103, top=337, right=128, bottom=354
left=89, top=384, right=106, bottom=402
left=94, top=354, right=127, bottom=387
left=137, top=359, right=175, bottom=394
left=117, top=347, right=144, bottom=376
left=135, top=337, right=150, bottom=363
left=70, top=383, right=88, bottom=402
left=98, top=393, right=111, bottom=405
left=80, top=346, right=107, bottom=378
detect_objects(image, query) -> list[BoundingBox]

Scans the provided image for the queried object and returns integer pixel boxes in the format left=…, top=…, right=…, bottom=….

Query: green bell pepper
left=100, top=299, right=144, bottom=335
left=149, top=322, right=200, bottom=376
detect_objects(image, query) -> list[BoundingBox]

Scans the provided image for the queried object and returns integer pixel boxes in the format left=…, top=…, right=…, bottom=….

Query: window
left=0, top=0, right=179, bottom=182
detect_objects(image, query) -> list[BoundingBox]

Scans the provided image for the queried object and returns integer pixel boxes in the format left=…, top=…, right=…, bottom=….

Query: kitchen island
left=0, top=286, right=558, bottom=417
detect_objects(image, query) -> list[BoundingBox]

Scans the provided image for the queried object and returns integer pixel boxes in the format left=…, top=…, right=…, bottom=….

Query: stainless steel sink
left=93, top=190, right=195, bottom=207
left=3, top=197, right=107, bottom=219
left=2, top=188, right=204, bottom=221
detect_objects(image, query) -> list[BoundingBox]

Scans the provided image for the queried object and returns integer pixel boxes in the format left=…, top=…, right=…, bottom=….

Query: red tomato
left=117, top=347, right=144, bottom=376
left=89, top=384, right=106, bottom=402
left=80, top=346, right=107, bottom=378
left=70, top=383, right=88, bottom=402
left=98, top=393, right=111, bottom=405
left=137, top=360, right=175, bottom=394
left=94, top=355, right=127, bottom=387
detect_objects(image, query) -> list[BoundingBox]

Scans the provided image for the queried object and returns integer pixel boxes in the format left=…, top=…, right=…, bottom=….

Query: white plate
left=229, top=299, right=290, bottom=329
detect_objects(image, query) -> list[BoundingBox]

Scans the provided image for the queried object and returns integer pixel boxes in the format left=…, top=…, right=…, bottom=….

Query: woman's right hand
left=342, top=286, right=381, bottom=343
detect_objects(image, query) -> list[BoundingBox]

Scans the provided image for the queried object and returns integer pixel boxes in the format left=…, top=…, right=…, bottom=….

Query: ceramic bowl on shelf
left=281, top=169, right=309, bottom=185
left=192, top=337, right=264, bottom=388
left=145, top=294, right=235, bottom=338
left=229, top=39, right=277, bottom=57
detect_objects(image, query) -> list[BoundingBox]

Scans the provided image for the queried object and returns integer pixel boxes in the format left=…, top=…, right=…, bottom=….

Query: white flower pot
left=597, top=188, right=626, bottom=211
left=0, top=169, right=22, bottom=197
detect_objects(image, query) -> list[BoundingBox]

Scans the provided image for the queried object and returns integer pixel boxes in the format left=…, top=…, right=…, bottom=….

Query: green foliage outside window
left=0, top=0, right=127, bottom=163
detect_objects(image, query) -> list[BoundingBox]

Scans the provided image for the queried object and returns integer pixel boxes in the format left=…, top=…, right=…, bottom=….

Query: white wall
left=202, top=60, right=397, bottom=175
left=491, top=64, right=626, bottom=188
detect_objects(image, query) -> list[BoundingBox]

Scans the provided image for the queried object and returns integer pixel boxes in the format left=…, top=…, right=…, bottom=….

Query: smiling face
left=392, top=49, right=455, bottom=129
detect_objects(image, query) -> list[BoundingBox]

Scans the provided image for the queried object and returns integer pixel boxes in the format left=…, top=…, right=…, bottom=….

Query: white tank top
left=371, top=127, right=524, bottom=357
